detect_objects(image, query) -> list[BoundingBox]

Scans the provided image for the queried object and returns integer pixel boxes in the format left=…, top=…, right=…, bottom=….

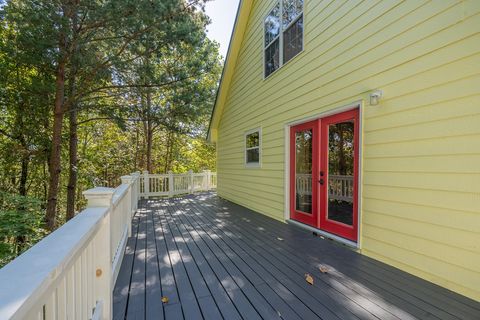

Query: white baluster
left=168, top=171, right=174, bottom=197
left=143, top=170, right=149, bottom=199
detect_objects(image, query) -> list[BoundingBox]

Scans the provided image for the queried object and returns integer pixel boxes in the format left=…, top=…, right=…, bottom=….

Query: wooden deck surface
left=113, top=193, right=480, bottom=320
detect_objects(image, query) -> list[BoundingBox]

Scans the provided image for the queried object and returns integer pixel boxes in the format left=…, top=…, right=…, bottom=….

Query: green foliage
left=0, top=192, right=47, bottom=267
left=0, top=0, right=220, bottom=265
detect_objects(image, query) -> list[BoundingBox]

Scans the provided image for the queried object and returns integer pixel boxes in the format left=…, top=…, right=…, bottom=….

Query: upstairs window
left=264, top=0, right=304, bottom=78
left=245, top=129, right=261, bottom=167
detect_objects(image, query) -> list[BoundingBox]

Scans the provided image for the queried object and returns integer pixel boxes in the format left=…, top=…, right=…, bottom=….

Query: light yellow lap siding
left=216, top=0, right=480, bottom=301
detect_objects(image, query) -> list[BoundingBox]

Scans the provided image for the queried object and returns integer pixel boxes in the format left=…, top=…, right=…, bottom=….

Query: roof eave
left=207, top=0, right=252, bottom=143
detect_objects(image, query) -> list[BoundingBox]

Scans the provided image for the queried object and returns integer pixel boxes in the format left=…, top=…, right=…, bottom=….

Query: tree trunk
left=45, top=65, right=66, bottom=230
left=66, top=103, right=78, bottom=220
left=164, top=131, right=173, bottom=173
left=146, top=124, right=153, bottom=172
left=45, top=27, right=68, bottom=230
left=66, top=16, right=79, bottom=221
left=42, top=158, right=48, bottom=205
left=145, top=90, right=153, bottom=172
left=134, top=125, right=139, bottom=171
left=18, top=154, right=29, bottom=196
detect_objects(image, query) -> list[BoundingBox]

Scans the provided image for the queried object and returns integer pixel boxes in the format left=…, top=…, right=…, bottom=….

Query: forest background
left=0, top=0, right=222, bottom=267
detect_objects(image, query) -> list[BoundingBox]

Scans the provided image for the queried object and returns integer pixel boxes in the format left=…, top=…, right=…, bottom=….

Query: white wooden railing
left=296, top=174, right=354, bottom=202
left=140, top=170, right=217, bottom=198
left=0, top=170, right=214, bottom=320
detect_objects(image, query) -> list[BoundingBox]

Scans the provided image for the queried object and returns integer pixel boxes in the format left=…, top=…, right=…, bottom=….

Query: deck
left=113, top=192, right=480, bottom=320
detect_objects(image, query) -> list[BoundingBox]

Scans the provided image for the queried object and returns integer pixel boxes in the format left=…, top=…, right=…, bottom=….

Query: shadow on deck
left=113, top=192, right=480, bottom=320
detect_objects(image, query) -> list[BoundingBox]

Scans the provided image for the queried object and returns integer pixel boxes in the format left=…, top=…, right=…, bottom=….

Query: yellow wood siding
left=216, top=0, right=480, bottom=301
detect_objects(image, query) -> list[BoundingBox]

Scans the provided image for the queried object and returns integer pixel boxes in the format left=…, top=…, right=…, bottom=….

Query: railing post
left=143, top=170, right=149, bottom=199
left=131, top=172, right=140, bottom=210
left=204, top=170, right=211, bottom=190
left=168, top=171, right=174, bottom=197
left=189, top=170, right=194, bottom=194
left=83, top=187, right=114, bottom=320
left=121, top=175, right=134, bottom=237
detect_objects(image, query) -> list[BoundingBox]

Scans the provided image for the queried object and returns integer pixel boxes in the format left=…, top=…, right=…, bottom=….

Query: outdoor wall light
left=369, top=90, right=383, bottom=106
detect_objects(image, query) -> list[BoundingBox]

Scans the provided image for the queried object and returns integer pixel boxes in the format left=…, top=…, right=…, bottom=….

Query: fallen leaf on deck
left=161, top=296, right=169, bottom=304
left=319, top=266, right=329, bottom=274
left=305, top=273, right=314, bottom=285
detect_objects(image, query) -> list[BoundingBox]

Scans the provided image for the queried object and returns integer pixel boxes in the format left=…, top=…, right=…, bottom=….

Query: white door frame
left=283, top=100, right=364, bottom=249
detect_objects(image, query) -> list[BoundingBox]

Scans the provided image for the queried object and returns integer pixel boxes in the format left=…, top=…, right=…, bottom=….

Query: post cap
left=83, top=187, right=115, bottom=207
left=121, top=175, right=133, bottom=184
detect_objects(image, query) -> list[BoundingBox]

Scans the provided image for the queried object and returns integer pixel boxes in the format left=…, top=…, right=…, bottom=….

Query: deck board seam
left=122, top=215, right=140, bottom=320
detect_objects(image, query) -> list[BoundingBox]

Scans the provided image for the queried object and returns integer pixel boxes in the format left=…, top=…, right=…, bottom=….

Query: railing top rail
left=112, top=184, right=129, bottom=207
left=0, top=207, right=108, bottom=320
left=146, top=174, right=169, bottom=178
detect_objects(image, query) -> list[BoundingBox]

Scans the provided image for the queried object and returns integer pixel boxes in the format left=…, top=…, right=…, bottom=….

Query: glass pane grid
left=283, top=15, right=303, bottom=64
left=282, top=0, right=303, bottom=28
left=265, top=39, right=280, bottom=77
left=327, top=121, right=354, bottom=226
left=265, top=3, right=280, bottom=47
left=295, top=129, right=312, bottom=214
left=264, top=0, right=303, bottom=78
left=246, top=131, right=260, bottom=148
left=246, top=148, right=260, bottom=163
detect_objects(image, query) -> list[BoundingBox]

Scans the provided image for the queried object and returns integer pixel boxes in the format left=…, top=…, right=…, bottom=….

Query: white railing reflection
left=296, top=174, right=353, bottom=202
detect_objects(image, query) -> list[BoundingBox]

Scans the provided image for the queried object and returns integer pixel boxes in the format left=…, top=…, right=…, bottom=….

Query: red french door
left=290, top=108, right=359, bottom=241
left=289, top=120, right=319, bottom=227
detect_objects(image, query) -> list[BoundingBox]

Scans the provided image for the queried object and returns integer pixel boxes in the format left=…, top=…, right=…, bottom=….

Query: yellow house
left=208, top=0, right=480, bottom=302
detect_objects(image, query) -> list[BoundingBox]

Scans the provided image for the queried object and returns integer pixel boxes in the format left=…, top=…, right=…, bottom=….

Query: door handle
left=319, top=178, right=324, bottom=185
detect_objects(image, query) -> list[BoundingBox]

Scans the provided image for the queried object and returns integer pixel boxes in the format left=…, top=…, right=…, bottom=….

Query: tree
left=0, top=0, right=220, bottom=265
left=4, top=0, right=214, bottom=229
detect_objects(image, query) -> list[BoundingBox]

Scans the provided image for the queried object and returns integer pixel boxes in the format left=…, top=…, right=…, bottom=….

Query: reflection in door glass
left=295, top=130, right=312, bottom=214
left=327, top=121, right=354, bottom=225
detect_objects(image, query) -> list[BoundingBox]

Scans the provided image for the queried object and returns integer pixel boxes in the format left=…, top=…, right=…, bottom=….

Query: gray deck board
left=185, top=198, right=377, bottom=320
left=198, top=197, right=468, bottom=319
left=186, top=197, right=420, bottom=320
left=205, top=197, right=476, bottom=320
left=113, top=216, right=139, bottom=320
left=113, top=192, right=480, bottom=320
left=145, top=207, right=163, bottom=320
left=169, top=199, right=282, bottom=320
left=126, top=210, right=146, bottom=320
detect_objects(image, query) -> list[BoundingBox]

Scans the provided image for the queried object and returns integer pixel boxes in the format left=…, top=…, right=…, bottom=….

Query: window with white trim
left=245, top=129, right=261, bottom=166
left=264, top=0, right=304, bottom=78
